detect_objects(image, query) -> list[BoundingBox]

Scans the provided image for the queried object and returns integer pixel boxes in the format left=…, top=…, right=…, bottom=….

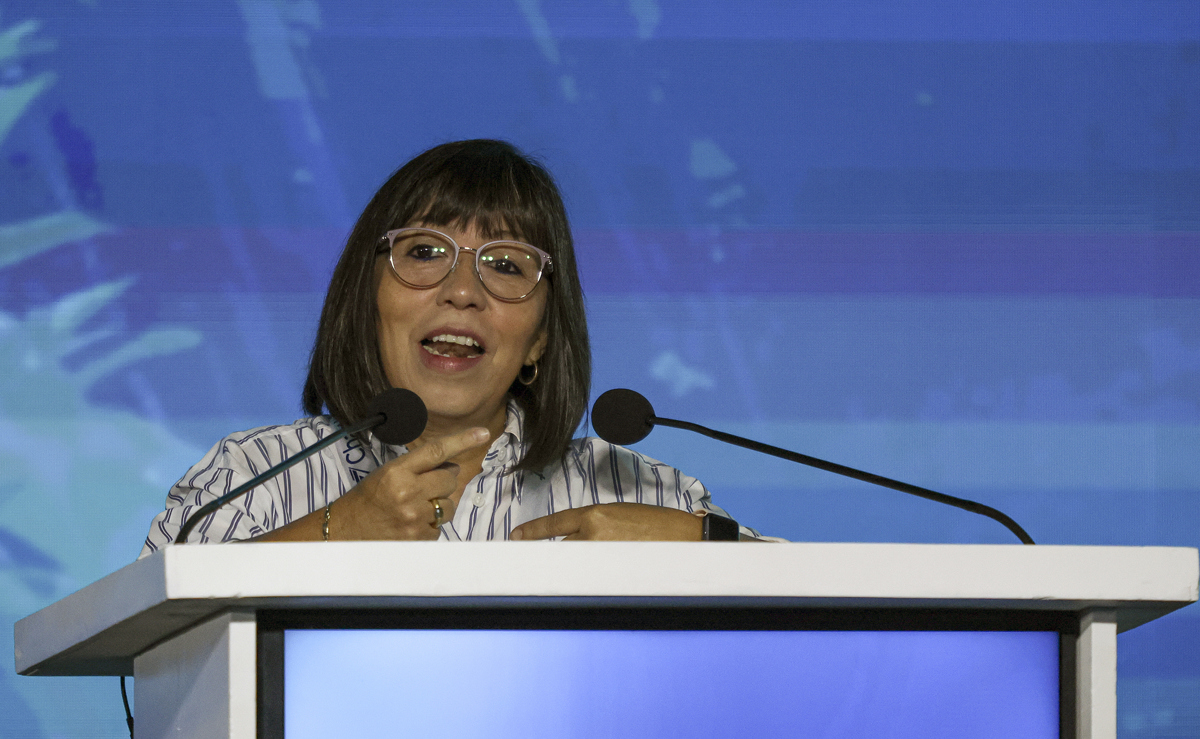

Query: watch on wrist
left=701, top=513, right=739, bottom=541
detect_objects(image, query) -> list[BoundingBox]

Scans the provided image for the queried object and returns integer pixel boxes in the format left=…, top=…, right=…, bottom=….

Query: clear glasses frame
left=379, top=227, right=554, bottom=302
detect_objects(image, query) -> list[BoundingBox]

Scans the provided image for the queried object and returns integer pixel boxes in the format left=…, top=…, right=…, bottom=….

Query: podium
left=15, top=542, right=1198, bottom=739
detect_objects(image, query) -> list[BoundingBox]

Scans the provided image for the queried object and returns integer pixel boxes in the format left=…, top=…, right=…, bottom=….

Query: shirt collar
left=487, top=399, right=527, bottom=471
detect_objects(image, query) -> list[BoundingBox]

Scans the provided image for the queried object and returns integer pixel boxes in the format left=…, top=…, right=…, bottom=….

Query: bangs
left=405, top=149, right=550, bottom=247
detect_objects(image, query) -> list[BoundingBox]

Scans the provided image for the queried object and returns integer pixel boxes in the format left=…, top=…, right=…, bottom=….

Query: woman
left=140, top=140, right=757, bottom=556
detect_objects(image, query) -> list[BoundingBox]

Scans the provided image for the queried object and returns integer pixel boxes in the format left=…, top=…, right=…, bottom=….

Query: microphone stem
left=174, top=414, right=382, bottom=545
left=650, top=415, right=1036, bottom=545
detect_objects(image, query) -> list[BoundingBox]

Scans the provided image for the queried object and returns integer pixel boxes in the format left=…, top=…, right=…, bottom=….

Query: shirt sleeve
left=682, top=476, right=777, bottom=540
left=139, top=428, right=296, bottom=559
left=587, top=439, right=778, bottom=540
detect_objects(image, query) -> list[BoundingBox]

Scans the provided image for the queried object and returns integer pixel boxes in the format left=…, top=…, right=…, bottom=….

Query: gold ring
left=430, top=498, right=445, bottom=528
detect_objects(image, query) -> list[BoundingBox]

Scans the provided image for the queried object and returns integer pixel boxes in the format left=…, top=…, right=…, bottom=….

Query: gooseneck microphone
left=175, top=388, right=428, bottom=544
left=592, top=388, right=1035, bottom=545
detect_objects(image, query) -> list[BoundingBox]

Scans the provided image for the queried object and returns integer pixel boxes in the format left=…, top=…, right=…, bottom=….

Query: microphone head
left=366, top=388, right=427, bottom=446
left=591, top=388, right=655, bottom=445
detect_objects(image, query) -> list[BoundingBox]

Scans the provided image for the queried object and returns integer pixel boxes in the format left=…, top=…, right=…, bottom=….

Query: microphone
left=175, top=388, right=427, bottom=544
left=591, top=388, right=1035, bottom=545
left=367, top=388, right=429, bottom=445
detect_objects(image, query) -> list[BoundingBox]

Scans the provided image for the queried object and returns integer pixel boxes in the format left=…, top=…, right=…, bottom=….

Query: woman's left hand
left=510, top=503, right=704, bottom=541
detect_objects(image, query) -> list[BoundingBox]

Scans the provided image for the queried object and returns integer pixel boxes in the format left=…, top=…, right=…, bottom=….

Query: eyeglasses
left=379, top=227, right=553, bottom=302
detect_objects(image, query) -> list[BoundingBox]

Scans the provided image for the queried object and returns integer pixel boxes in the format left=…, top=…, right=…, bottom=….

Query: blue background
left=0, top=1, right=1196, bottom=736
left=284, top=630, right=1060, bottom=738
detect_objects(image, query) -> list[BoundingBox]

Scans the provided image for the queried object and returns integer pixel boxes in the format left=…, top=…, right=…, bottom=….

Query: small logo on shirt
left=342, top=437, right=366, bottom=465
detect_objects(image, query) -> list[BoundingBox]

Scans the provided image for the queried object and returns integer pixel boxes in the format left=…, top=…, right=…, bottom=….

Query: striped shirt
left=140, top=401, right=751, bottom=557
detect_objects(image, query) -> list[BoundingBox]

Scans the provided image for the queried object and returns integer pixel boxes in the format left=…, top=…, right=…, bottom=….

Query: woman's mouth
left=421, top=333, right=485, bottom=359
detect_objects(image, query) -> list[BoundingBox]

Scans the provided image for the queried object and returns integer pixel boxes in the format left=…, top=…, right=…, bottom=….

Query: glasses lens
left=478, top=242, right=545, bottom=299
left=389, top=230, right=456, bottom=287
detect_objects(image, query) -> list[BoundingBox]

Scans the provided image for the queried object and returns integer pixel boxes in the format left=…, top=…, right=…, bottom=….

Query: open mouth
left=421, top=333, right=485, bottom=359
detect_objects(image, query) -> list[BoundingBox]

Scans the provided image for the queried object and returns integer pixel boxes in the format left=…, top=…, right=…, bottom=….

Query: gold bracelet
left=322, top=504, right=331, bottom=541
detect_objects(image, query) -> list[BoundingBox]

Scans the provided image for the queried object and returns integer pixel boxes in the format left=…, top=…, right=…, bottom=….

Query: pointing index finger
left=403, top=427, right=491, bottom=473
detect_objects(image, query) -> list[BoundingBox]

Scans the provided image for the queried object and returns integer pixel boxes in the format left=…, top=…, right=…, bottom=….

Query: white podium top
left=15, top=542, right=1198, bottom=676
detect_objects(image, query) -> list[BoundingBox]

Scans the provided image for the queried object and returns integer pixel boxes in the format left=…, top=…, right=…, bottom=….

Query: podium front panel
left=258, top=607, right=1076, bottom=739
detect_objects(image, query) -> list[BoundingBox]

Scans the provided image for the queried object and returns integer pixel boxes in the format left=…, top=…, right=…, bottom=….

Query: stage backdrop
left=0, top=1, right=1196, bottom=736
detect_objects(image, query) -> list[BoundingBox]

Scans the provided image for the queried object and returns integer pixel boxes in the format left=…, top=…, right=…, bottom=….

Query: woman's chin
left=417, top=389, right=508, bottom=429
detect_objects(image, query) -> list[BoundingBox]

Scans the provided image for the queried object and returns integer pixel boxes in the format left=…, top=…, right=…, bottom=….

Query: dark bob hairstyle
left=302, top=139, right=590, bottom=473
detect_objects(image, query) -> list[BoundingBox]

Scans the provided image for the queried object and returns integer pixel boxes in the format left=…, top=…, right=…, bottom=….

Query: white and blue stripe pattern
left=140, top=402, right=747, bottom=557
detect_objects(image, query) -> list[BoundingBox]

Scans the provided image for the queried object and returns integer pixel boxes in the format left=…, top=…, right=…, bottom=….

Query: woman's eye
left=480, top=248, right=538, bottom=278
left=406, top=243, right=449, bottom=261
left=484, top=257, right=524, bottom=276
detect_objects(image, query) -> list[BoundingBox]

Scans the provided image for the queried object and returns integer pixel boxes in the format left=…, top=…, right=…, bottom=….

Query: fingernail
left=510, top=528, right=523, bottom=541
left=471, top=428, right=490, bottom=442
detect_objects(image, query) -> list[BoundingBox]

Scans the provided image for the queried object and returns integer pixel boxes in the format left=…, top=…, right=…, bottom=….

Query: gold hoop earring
left=518, top=362, right=539, bottom=386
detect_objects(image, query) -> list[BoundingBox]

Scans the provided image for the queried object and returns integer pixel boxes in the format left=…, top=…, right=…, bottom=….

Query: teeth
left=427, top=334, right=481, bottom=348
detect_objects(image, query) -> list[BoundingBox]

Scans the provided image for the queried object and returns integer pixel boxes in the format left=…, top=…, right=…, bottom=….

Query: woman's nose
left=437, top=249, right=487, bottom=306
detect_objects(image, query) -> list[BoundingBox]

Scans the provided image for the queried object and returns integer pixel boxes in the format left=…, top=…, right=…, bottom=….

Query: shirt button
left=473, top=493, right=487, bottom=507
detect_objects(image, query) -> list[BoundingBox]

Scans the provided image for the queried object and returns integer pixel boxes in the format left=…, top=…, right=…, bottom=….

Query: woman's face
left=376, top=221, right=549, bottom=432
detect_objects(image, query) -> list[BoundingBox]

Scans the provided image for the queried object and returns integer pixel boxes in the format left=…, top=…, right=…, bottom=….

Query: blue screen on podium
left=283, top=629, right=1059, bottom=737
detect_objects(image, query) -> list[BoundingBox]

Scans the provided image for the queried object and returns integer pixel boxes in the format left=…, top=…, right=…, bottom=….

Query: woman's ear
left=526, top=328, right=548, bottom=365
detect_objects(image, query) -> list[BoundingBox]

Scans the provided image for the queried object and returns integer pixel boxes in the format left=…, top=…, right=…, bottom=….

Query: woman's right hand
left=330, top=426, right=491, bottom=540
left=253, top=427, right=491, bottom=543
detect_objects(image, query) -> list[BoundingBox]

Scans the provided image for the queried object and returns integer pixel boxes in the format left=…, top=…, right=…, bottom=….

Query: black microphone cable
left=120, top=675, right=133, bottom=738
